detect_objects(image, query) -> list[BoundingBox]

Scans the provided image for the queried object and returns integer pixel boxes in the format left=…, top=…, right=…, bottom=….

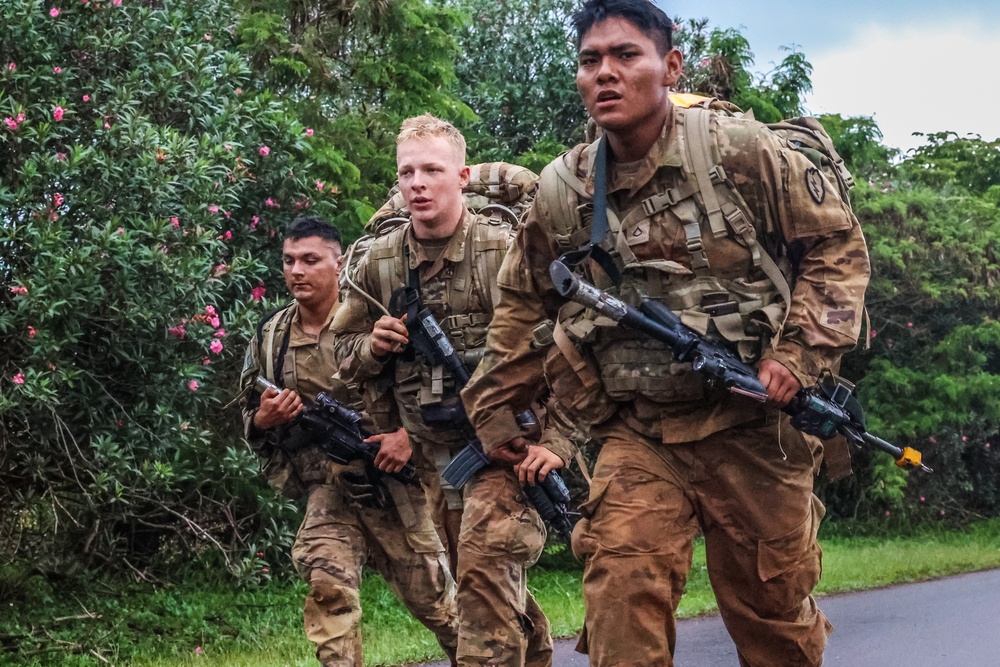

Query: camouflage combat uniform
left=240, top=301, right=458, bottom=667
left=463, top=103, right=870, bottom=667
left=333, top=210, right=573, bottom=667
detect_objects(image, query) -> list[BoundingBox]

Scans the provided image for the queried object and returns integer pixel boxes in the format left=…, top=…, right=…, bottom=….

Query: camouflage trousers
left=416, top=441, right=553, bottom=667
left=572, top=413, right=831, bottom=667
left=291, top=482, right=459, bottom=667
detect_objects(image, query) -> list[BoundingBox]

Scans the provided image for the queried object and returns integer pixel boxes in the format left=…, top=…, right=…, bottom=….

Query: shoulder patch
left=805, top=167, right=826, bottom=205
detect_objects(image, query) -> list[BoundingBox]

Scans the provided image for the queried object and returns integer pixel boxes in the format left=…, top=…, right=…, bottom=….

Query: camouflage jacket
left=240, top=301, right=355, bottom=499
left=332, top=208, right=577, bottom=466
left=463, top=103, right=871, bottom=450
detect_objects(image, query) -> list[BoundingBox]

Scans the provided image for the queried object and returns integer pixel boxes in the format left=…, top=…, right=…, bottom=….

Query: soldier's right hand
left=371, top=314, right=409, bottom=358
left=487, top=436, right=530, bottom=466
left=253, top=386, right=303, bottom=430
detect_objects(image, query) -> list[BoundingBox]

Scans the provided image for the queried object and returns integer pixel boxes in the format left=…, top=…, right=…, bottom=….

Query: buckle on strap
left=641, top=189, right=681, bottom=217
left=709, top=165, right=727, bottom=184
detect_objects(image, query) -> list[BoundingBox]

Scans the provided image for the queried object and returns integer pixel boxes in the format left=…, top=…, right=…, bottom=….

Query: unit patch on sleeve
left=805, top=167, right=826, bottom=205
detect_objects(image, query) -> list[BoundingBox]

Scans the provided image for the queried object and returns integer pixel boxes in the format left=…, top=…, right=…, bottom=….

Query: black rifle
left=549, top=260, right=932, bottom=473
left=254, top=376, right=419, bottom=485
left=399, top=298, right=580, bottom=539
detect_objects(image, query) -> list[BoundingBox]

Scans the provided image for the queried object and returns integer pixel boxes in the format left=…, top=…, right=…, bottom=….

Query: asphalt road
left=418, top=569, right=1000, bottom=666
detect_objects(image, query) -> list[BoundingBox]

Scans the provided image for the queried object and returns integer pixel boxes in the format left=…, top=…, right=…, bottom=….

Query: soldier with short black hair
left=239, top=215, right=458, bottom=667
left=462, top=1, right=871, bottom=666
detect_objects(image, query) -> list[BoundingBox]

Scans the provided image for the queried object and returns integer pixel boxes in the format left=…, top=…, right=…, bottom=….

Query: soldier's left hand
left=758, top=359, right=802, bottom=407
left=515, top=445, right=564, bottom=486
left=366, top=427, right=412, bottom=474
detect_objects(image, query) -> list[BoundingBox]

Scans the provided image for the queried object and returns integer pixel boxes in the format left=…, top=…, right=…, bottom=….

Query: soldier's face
left=576, top=17, right=682, bottom=138
left=397, top=136, right=470, bottom=234
left=282, top=236, right=342, bottom=308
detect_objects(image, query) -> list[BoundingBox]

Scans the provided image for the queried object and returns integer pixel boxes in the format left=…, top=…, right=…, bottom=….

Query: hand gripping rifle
left=254, top=376, right=419, bottom=485
left=397, top=295, right=579, bottom=539
left=549, top=260, right=932, bottom=473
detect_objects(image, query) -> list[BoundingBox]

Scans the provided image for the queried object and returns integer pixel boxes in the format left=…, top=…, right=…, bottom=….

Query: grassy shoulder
left=4, top=519, right=999, bottom=667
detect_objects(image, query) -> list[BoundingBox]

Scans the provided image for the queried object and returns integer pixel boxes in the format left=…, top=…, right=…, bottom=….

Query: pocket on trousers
left=570, top=475, right=609, bottom=562
left=757, top=495, right=825, bottom=582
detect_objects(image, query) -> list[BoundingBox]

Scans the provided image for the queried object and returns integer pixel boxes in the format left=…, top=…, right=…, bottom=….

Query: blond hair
left=397, top=113, right=467, bottom=163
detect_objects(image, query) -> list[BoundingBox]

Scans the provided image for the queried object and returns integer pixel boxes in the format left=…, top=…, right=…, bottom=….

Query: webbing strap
left=685, top=108, right=728, bottom=239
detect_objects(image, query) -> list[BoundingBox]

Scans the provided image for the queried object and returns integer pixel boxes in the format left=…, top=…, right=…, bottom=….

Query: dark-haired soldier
left=462, top=1, right=870, bottom=666
left=239, top=216, right=458, bottom=667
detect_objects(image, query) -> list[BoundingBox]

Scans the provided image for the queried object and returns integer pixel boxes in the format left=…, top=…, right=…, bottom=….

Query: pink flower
left=204, top=33, right=212, bottom=41
left=261, top=567, right=269, bottom=573
left=305, top=128, right=314, bottom=137
left=251, top=281, right=266, bottom=302
left=962, top=435, right=968, bottom=442
left=249, top=215, right=260, bottom=230
left=217, top=230, right=232, bottom=241
left=168, top=324, right=186, bottom=339
left=208, top=204, right=219, bottom=213
left=82, top=94, right=90, bottom=102
left=212, top=262, right=227, bottom=277
left=188, top=380, right=199, bottom=391
left=210, top=340, right=223, bottom=355
left=7, top=62, right=15, bottom=72
left=113, top=0, right=121, bottom=5
left=53, top=66, right=62, bottom=74
left=256, top=551, right=264, bottom=557
left=12, top=373, right=25, bottom=385
left=928, top=436, right=937, bottom=444
left=214, top=328, right=226, bottom=338
left=53, top=192, right=64, bottom=207
left=9, top=286, right=28, bottom=295
left=4, top=117, right=18, bottom=131
left=170, top=217, right=180, bottom=228
left=104, top=122, right=110, bottom=129
left=235, top=87, right=242, bottom=95
left=316, top=180, right=324, bottom=191
left=940, top=510, right=946, bottom=516
left=884, top=511, right=890, bottom=516
left=50, top=8, right=61, bottom=17
left=56, top=152, right=67, bottom=161
left=258, top=145, right=270, bottom=157
left=180, top=422, right=189, bottom=430
left=53, top=106, right=64, bottom=121
left=264, top=198, right=278, bottom=208
left=116, top=227, right=125, bottom=235
left=195, top=646, right=203, bottom=655
left=907, top=322, right=913, bottom=328
left=208, top=316, right=220, bottom=328
left=869, top=329, right=877, bottom=339
left=27, top=326, right=37, bottom=338
left=224, top=210, right=231, bottom=219
left=202, top=356, right=211, bottom=366
left=920, top=496, right=925, bottom=502
left=204, top=305, right=217, bottom=317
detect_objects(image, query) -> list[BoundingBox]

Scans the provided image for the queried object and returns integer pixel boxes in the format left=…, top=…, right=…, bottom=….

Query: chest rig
left=366, top=216, right=511, bottom=412
left=540, top=106, right=793, bottom=406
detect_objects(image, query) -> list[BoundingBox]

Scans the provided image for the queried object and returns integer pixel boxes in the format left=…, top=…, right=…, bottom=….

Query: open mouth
left=596, top=90, right=622, bottom=106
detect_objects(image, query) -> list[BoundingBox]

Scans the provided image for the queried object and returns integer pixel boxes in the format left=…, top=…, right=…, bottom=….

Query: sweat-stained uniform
left=332, top=210, right=572, bottom=667
left=239, top=301, right=458, bottom=667
left=462, top=103, right=870, bottom=667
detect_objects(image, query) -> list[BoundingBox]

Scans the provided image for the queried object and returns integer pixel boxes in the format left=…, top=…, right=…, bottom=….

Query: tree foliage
left=0, top=0, right=340, bottom=578
left=446, top=0, right=586, bottom=170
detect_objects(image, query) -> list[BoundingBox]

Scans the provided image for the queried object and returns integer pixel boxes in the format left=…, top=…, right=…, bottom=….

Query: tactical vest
left=369, top=215, right=513, bottom=411
left=250, top=304, right=341, bottom=496
left=538, top=99, right=852, bottom=409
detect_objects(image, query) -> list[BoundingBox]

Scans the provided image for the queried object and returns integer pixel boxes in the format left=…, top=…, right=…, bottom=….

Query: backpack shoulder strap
left=256, top=303, right=295, bottom=386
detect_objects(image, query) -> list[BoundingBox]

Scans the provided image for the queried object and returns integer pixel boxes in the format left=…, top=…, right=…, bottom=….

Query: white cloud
left=807, top=22, right=1000, bottom=153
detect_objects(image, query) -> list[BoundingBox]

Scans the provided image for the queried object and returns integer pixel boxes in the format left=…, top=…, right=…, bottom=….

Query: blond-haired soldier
left=333, top=115, right=570, bottom=667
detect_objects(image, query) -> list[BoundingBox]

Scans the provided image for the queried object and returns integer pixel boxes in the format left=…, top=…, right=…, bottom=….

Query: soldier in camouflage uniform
left=239, top=216, right=458, bottom=667
left=462, top=2, right=870, bottom=666
left=333, top=115, right=572, bottom=667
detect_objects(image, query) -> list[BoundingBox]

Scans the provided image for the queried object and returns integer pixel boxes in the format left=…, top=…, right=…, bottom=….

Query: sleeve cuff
left=761, top=338, right=822, bottom=388
left=357, top=336, right=388, bottom=376
left=537, top=427, right=576, bottom=468
left=475, top=406, right=524, bottom=453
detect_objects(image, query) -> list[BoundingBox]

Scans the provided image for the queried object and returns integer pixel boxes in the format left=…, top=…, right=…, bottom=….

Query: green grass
left=4, top=519, right=1000, bottom=667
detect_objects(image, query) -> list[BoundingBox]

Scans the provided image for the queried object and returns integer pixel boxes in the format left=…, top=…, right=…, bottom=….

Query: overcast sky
left=657, top=1, right=1000, bottom=153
